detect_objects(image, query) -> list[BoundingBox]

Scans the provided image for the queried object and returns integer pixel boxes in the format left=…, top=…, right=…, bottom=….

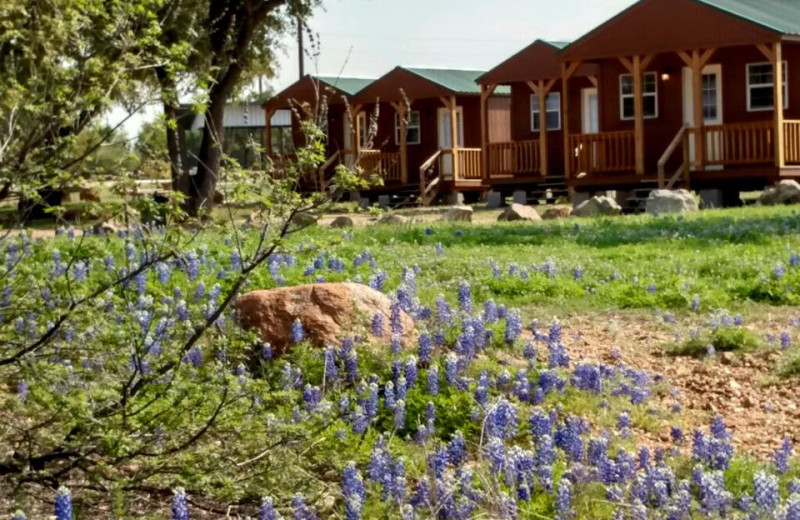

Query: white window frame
left=746, top=61, right=788, bottom=112
left=619, top=72, right=658, bottom=121
left=395, top=110, right=421, bottom=145
left=357, top=111, right=369, bottom=149
left=530, top=92, right=562, bottom=132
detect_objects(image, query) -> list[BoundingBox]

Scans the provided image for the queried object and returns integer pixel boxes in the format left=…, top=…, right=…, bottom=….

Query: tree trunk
left=189, top=89, right=227, bottom=216
left=155, top=66, right=187, bottom=194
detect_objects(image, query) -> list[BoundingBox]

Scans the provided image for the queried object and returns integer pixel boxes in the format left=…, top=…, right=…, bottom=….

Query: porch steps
left=618, top=180, right=667, bottom=213
left=522, top=177, right=570, bottom=205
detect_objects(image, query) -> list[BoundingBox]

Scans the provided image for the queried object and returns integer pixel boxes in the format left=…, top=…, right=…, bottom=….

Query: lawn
left=2, top=204, right=800, bottom=519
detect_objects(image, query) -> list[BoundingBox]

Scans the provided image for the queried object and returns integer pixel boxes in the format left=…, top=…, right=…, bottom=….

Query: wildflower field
left=3, top=205, right=800, bottom=519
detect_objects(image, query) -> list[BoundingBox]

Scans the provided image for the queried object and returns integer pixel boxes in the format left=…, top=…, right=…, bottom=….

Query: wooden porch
left=562, top=40, right=795, bottom=191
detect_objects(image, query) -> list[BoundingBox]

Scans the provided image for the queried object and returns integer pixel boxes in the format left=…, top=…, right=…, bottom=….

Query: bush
left=669, top=326, right=761, bottom=357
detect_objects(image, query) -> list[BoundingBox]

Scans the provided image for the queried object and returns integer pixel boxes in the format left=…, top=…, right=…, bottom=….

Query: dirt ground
left=557, top=309, right=800, bottom=459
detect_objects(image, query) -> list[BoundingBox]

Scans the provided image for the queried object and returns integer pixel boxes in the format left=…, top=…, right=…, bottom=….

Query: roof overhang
left=561, top=0, right=781, bottom=62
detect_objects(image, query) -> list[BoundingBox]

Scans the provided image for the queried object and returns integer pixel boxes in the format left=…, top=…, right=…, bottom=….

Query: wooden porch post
left=390, top=100, right=409, bottom=184
left=678, top=49, right=715, bottom=172
left=350, top=104, right=363, bottom=165
left=265, top=107, right=276, bottom=159
left=449, top=96, right=460, bottom=180
left=528, top=79, right=557, bottom=177
left=480, top=84, right=497, bottom=181
left=561, top=62, right=581, bottom=179
left=774, top=42, right=786, bottom=168
left=632, top=55, right=646, bottom=175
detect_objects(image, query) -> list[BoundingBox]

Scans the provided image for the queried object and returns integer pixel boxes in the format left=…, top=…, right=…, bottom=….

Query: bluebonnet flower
left=790, top=479, right=800, bottom=495
left=262, top=343, right=273, bottom=360
left=351, top=406, right=368, bottom=434
left=370, top=313, right=384, bottom=336
left=368, top=271, right=387, bottom=292
left=754, top=471, right=779, bottom=513
left=775, top=264, right=786, bottom=279
left=260, top=497, right=282, bottom=520
left=781, top=331, right=792, bottom=349
left=555, top=416, right=584, bottom=461
left=571, top=364, right=602, bottom=393
left=292, top=493, right=317, bottom=520
left=554, top=480, right=573, bottom=520
left=342, top=462, right=365, bottom=520
left=486, top=398, right=518, bottom=440
left=384, top=381, right=395, bottom=410
left=303, top=385, right=321, bottom=411
left=55, top=486, right=73, bottom=520
left=775, top=438, right=793, bottom=474
left=17, top=380, right=28, bottom=400
left=290, top=319, right=304, bottom=343
left=418, top=333, right=432, bottom=364
left=447, top=431, right=467, bottom=467
left=647, top=283, right=658, bottom=293
left=617, top=412, right=631, bottom=431
left=786, top=497, right=800, bottom=520
left=523, top=341, right=537, bottom=363
left=505, top=310, right=522, bottom=345
left=671, top=425, right=684, bottom=445
left=444, top=353, right=459, bottom=387
left=691, top=295, right=701, bottom=311
left=405, top=356, right=418, bottom=388
left=484, top=299, right=499, bottom=323
left=435, top=242, right=444, bottom=255
left=457, top=281, right=472, bottom=313
left=529, top=408, right=551, bottom=440
left=185, top=347, right=203, bottom=368
left=427, top=366, right=439, bottom=395
left=323, top=347, right=338, bottom=386
left=572, top=267, right=583, bottom=281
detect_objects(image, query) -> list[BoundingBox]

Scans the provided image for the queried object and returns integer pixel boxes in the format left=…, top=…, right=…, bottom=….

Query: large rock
left=441, top=206, right=473, bottom=222
left=235, top=283, right=417, bottom=356
left=542, top=207, right=572, bottom=220
left=79, top=189, right=101, bottom=202
left=290, top=212, right=317, bottom=229
left=330, top=216, right=354, bottom=229
left=572, top=196, right=622, bottom=217
left=759, top=180, right=800, bottom=205
left=498, top=203, right=542, bottom=222
left=645, top=189, right=699, bottom=215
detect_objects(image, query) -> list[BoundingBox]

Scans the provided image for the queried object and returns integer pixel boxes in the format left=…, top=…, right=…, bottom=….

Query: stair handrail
left=657, top=125, right=688, bottom=188
left=419, top=150, right=443, bottom=206
left=317, top=150, right=341, bottom=191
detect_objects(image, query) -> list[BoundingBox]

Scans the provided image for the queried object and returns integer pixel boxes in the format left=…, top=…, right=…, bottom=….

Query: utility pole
left=297, top=17, right=305, bottom=79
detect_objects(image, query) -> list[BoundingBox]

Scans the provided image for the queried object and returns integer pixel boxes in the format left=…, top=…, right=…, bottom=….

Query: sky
left=110, top=0, right=637, bottom=135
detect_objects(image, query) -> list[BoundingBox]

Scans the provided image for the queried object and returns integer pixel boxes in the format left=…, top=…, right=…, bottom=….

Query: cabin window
left=395, top=111, right=421, bottom=145
left=619, top=72, right=658, bottom=120
left=270, top=126, right=294, bottom=157
left=747, top=62, right=788, bottom=111
left=530, top=92, right=562, bottom=131
left=357, top=112, right=369, bottom=149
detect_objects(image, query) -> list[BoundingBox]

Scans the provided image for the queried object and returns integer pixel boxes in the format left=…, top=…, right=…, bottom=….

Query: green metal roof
left=696, top=0, right=800, bottom=35
left=403, top=68, right=511, bottom=95
left=313, top=76, right=374, bottom=96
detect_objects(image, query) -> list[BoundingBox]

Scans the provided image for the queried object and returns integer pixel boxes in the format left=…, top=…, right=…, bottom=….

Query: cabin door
left=437, top=107, right=464, bottom=180
left=343, top=116, right=354, bottom=167
left=581, top=88, right=600, bottom=169
left=683, top=64, right=723, bottom=170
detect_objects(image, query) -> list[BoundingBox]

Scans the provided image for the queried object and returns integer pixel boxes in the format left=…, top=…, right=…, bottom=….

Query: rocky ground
left=558, top=309, right=800, bottom=458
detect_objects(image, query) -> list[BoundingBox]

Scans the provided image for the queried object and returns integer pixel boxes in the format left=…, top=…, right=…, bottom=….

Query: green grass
left=668, top=326, right=763, bottom=357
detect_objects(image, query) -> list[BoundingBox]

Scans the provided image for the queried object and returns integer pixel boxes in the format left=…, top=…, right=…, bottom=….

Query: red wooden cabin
left=262, top=75, right=374, bottom=190
left=559, top=0, right=800, bottom=204
left=351, top=67, right=510, bottom=205
left=477, top=40, right=597, bottom=202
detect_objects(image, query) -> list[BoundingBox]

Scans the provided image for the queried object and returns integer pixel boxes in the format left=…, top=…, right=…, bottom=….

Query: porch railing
left=486, top=140, right=540, bottom=178
left=359, top=150, right=402, bottom=182
left=570, top=131, right=635, bottom=175
left=689, top=121, right=774, bottom=167
left=785, top=121, right=800, bottom=165
left=457, top=148, right=483, bottom=179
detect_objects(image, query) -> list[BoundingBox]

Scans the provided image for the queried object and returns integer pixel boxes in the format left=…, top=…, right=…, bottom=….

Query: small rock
left=330, top=216, right=354, bottom=229
left=645, top=189, right=699, bottom=215
left=542, top=206, right=572, bottom=219
left=572, top=196, right=622, bottom=217
left=291, top=212, right=317, bottom=228
left=759, top=180, right=800, bottom=205
left=441, top=206, right=473, bottom=223
left=377, top=213, right=410, bottom=225
left=498, top=203, right=542, bottom=222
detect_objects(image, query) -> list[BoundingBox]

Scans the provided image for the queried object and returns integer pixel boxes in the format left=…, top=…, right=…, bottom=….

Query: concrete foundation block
left=486, top=190, right=503, bottom=209
left=699, top=189, right=723, bottom=209
left=571, top=191, right=590, bottom=209
left=378, top=195, right=391, bottom=209
left=512, top=190, right=528, bottom=205
left=358, top=197, right=371, bottom=209
left=446, top=192, right=465, bottom=206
